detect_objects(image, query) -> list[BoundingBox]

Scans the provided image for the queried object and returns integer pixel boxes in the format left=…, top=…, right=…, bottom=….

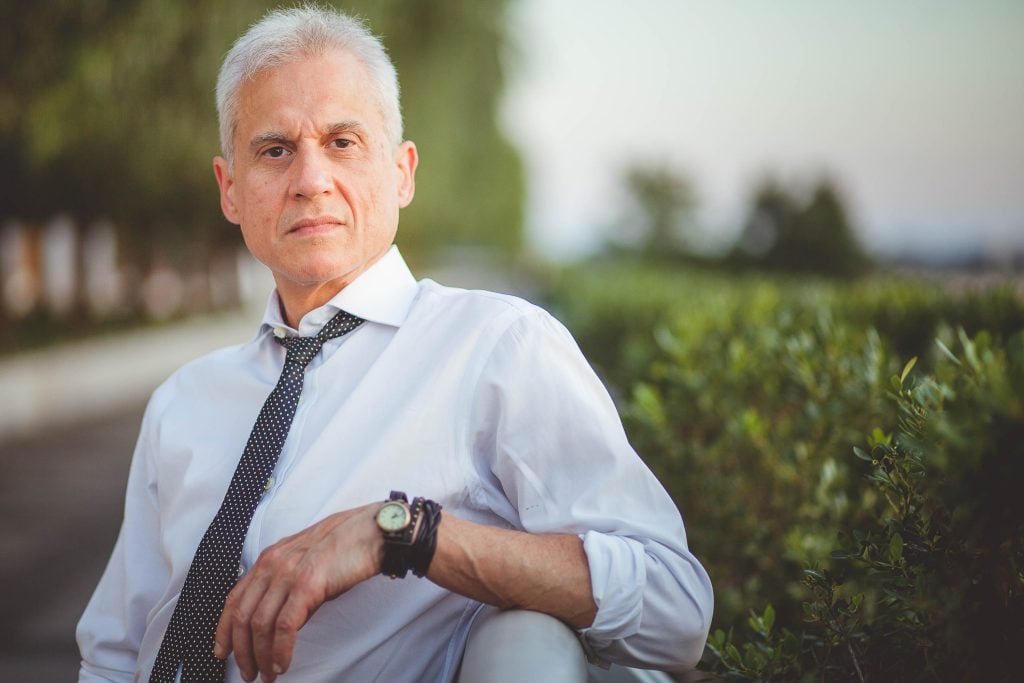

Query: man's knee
left=458, top=607, right=588, bottom=683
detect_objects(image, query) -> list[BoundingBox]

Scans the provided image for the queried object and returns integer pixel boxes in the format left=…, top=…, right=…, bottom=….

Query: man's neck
left=275, top=280, right=350, bottom=328
left=272, top=248, right=393, bottom=327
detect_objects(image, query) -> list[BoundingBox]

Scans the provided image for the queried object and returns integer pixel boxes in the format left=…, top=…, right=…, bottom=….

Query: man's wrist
left=375, top=491, right=443, bottom=579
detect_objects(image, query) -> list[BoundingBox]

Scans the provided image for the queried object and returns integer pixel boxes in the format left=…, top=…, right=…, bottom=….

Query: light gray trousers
left=457, top=607, right=675, bottom=683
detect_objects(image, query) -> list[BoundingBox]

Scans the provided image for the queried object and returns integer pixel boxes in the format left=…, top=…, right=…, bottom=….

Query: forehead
left=234, top=49, right=383, bottom=136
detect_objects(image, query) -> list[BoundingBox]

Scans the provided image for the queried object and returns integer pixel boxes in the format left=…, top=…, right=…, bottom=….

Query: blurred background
left=1, top=1, right=1022, bottom=680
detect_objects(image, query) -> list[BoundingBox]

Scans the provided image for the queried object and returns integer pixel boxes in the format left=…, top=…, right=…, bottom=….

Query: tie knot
left=276, top=310, right=364, bottom=369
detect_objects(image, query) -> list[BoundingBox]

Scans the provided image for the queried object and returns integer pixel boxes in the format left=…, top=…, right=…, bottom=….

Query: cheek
left=239, top=185, right=280, bottom=236
left=364, top=176, right=396, bottom=224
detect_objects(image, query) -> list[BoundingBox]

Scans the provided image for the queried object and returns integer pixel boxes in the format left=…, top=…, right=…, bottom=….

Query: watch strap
left=380, top=491, right=415, bottom=578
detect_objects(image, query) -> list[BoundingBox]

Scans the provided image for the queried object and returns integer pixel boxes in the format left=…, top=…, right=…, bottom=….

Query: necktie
left=150, top=310, right=364, bottom=682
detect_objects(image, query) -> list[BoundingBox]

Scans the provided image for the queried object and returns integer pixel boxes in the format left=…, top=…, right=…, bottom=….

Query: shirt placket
left=239, top=340, right=323, bottom=571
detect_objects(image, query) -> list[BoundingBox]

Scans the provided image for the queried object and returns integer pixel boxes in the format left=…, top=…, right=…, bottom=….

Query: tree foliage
left=0, top=0, right=523, bottom=263
left=611, top=163, right=698, bottom=259
left=732, top=177, right=871, bottom=277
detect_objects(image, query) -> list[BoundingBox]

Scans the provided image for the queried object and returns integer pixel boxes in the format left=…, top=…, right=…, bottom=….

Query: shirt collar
left=258, top=245, right=419, bottom=337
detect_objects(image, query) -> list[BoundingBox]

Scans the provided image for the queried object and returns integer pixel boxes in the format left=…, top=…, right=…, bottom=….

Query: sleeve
left=466, top=309, right=713, bottom=671
left=77, top=394, right=170, bottom=682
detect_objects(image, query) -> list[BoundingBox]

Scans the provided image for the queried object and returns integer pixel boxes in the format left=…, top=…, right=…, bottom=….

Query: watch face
left=377, top=501, right=411, bottom=532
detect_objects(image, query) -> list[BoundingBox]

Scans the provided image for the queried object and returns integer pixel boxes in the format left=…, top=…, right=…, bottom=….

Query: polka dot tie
left=150, top=310, right=364, bottom=682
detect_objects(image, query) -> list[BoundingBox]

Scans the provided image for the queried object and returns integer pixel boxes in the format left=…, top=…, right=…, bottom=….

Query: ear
left=213, top=156, right=241, bottom=225
left=394, top=141, right=418, bottom=209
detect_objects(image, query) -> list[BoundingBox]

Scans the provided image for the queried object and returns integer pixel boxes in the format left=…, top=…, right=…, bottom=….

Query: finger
left=249, top=577, right=294, bottom=681
left=270, top=584, right=318, bottom=676
left=228, top=571, right=273, bottom=682
left=214, top=571, right=250, bottom=660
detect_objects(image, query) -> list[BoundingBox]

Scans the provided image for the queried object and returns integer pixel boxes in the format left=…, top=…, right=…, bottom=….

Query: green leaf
left=935, top=338, right=962, bottom=365
left=889, top=532, right=904, bottom=562
left=853, top=446, right=872, bottom=461
left=708, top=629, right=727, bottom=651
left=900, top=356, right=917, bottom=384
left=763, top=604, right=775, bottom=632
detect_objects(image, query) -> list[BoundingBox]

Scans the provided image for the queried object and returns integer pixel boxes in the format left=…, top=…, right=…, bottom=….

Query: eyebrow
left=326, top=120, right=365, bottom=137
left=248, top=132, right=291, bottom=153
left=247, top=120, right=366, bottom=154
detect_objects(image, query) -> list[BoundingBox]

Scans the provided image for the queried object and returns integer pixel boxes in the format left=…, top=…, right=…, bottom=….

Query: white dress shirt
left=77, top=246, right=712, bottom=682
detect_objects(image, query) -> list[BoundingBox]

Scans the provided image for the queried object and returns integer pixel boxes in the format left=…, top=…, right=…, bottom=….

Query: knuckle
left=230, top=603, right=251, bottom=624
left=261, top=544, right=282, bottom=562
left=251, top=613, right=272, bottom=633
left=276, top=615, right=299, bottom=634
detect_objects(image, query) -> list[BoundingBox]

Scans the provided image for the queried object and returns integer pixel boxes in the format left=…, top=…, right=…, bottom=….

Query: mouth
left=287, top=216, right=344, bottom=236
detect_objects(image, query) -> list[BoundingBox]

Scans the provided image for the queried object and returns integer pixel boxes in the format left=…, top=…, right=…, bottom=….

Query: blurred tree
left=605, top=162, right=698, bottom=260
left=355, top=0, right=524, bottom=261
left=733, top=176, right=870, bottom=277
left=734, top=178, right=797, bottom=264
left=0, top=0, right=523, bottom=268
left=796, top=180, right=871, bottom=276
left=0, top=1, right=254, bottom=265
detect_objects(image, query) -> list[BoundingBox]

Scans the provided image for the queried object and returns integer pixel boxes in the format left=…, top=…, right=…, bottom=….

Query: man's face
left=214, top=49, right=417, bottom=298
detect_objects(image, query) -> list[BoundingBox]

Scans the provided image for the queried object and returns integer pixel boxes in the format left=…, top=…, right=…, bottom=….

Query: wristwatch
left=376, top=491, right=416, bottom=577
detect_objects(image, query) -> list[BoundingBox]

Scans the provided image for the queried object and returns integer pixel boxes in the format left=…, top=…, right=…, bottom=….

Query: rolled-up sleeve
left=467, top=308, right=713, bottom=671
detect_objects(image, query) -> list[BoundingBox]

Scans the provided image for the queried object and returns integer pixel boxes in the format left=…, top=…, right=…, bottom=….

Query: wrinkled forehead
left=236, top=49, right=389, bottom=135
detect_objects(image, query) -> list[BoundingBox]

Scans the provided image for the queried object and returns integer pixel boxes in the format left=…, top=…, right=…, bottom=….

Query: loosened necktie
left=150, top=310, right=364, bottom=682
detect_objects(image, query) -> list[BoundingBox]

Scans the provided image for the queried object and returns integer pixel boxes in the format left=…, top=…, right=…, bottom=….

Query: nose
left=290, top=149, right=333, bottom=198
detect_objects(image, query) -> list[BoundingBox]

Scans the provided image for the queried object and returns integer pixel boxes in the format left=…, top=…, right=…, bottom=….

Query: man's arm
left=215, top=501, right=598, bottom=683
left=213, top=506, right=596, bottom=682
left=216, top=307, right=713, bottom=682
left=78, top=398, right=170, bottom=682
left=429, top=514, right=597, bottom=628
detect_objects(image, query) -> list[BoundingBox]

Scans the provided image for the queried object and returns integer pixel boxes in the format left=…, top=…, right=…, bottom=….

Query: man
left=77, top=7, right=712, bottom=682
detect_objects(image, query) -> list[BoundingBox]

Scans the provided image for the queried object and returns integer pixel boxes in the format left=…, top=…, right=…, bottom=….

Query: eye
left=331, top=138, right=354, bottom=150
left=263, top=146, right=289, bottom=158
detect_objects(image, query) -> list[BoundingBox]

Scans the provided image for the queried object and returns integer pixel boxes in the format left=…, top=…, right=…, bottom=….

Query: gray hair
left=216, top=5, right=403, bottom=166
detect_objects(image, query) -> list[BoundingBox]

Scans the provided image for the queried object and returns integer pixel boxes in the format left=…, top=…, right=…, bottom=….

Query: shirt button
left=264, top=477, right=275, bottom=491
left=237, top=563, right=245, bottom=578
left=273, top=326, right=287, bottom=339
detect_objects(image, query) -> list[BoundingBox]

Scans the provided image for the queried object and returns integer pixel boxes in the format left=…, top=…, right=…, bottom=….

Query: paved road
left=0, top=404, right=145, bottom=681
left=0, top=305, right=258, bottom=682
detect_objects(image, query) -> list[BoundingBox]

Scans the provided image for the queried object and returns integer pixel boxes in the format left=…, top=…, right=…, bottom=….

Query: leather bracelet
left=409, top=497, right=443, bottom=578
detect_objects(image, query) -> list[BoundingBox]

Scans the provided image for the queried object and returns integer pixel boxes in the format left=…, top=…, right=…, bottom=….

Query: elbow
left=675, top=605, right=713, bottom=671
left=580, top=532, right=714, bottom=671
left=675, top=560, right=714, bottom=670
left=584, top=564, right=714, bottom=672
left=656, top=581, right=715, bottom=671
left=635, top=556, right=715, bottom=672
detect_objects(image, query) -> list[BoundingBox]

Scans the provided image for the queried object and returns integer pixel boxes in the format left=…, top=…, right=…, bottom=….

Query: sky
left=501, top=0, right=1024, bottom=261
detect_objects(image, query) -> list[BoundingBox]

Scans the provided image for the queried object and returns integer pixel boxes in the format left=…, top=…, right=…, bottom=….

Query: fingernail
left=274, top=663, right=283, bottom=674
left=213, top=642, right=223, bottom=658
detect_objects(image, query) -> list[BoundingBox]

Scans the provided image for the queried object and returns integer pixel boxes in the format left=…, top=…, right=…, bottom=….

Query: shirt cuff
left=577, top=530, right=647, bottom=662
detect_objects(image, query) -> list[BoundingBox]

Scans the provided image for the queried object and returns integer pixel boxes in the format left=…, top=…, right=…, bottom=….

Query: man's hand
left=211, top=502, right=597, bottom=683
left=213, top=503, right=382, bottom=682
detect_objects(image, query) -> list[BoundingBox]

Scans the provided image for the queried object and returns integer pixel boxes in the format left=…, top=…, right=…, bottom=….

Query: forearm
left=426, top=514, right=597, bottom=629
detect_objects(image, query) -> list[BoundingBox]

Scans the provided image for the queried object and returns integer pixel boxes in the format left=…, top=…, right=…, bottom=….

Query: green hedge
left=547, top=262, right=1024, bottom=681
